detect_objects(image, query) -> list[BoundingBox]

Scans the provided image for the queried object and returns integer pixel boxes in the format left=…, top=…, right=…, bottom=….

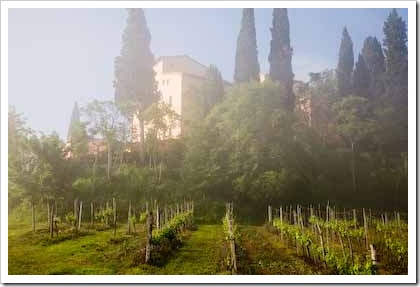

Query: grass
left=8, top=221, right=146, bottom=275
left=9, top=220, right=331, bottom=275
left=8, top=221, right=226, bottom=275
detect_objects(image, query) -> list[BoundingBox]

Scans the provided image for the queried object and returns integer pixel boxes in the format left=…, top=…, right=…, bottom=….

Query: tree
left=83, top=100, right=127, bottom=180
left=268, top=8, right=294, bottom=111
left=114, top=8, right=157, bottom=144
left=352, top=54, right=371, bottom=99
left=202, top=65, right=225, bottom=115
left=142, top=102, right=180, bottom=178
left=361, top=36, right=385, bottom=100
left=234, top=8, right=260, bottom=83
left=383, top=8, right=408, bottom=106
left=336, top=27, right=354, bottom=97
left=66, top=102, right=88, bottom=158
left=333, top=96, right=376, bottom=193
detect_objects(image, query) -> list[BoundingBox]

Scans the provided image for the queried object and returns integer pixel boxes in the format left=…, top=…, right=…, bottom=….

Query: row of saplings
left=42, top=197, right=196, bottom=265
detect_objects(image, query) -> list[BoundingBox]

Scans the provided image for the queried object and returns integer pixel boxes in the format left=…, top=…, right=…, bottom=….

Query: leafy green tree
left=383, top=8, right=408, bottom=106
left=268, top=8, right=294, bottom=111
left=336, top=27, right=354, bottom=97
left=234, top=8, right=260, bottom=83
left=114, top=8, right=158, bottom=144
left=83, top=100, right=127, bottom=180
left=333, top=96, right=376, bottom=193
left=352, top=54, right=371, bottom=99
left=361, top=36, right=385, bottom=100
left=142, top=102, right=180, bottom=179
left=306, top=70, right=340, bottom=145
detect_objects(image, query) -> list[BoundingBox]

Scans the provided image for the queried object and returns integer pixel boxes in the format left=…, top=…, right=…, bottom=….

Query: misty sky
left=8, top=8, right=408, bottom=140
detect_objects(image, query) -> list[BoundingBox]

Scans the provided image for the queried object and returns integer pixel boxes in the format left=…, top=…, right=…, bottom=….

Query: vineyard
left=8, top=201, right=408, bottom=276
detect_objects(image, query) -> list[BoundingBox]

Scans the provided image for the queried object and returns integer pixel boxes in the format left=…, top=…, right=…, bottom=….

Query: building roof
left=155, top=54, right=208, bottom=70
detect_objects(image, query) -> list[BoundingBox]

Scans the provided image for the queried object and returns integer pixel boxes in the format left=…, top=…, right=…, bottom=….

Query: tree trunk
left=127, top=201, right=132, bottom=234
left=91, top=202, right=94, bottom=227
left=78, top=201, right=83, bottom=233
left=47, top=200, right=50, bottom=230
left=73, top=198, right=78, bottom=228
left=351, top=141, right=357, bottom=193
left=31, top=197, right=36, bottom=232
left=107, top=140, right=112, bottom=181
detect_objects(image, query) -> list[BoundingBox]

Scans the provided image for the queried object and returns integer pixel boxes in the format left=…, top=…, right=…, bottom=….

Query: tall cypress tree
left=383, top=9, right=408, bottom=106
left=353, top=54, right=371, bottom=99
left=268, top=8, right=294, bottom=111
left=234, top=8, right=260, bottom=83
left=336, top=27, right=354, bottom=97
left=361, top=36, right=385, bottom=100
left=114, top=9, right=156, bottom=108
left=114, top=9, right=157, bottom=143
left=67, top=102, right=81, bottom=142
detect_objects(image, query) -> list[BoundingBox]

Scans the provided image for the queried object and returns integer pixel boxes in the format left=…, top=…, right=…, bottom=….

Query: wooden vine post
left=113, top=197, right=117, bottom=238
left=268, top=205, right=272, bottom=225
left=226, top=203, right=237, bottom=274
left=145, top=212, right=153, bottom=264
left=363, top=208, right=369, bottom=249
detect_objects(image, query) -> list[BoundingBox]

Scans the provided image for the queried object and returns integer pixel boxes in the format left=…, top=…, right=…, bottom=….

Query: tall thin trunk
left=31, top=196, right=36, bottom=232
left=140, top=118, right=145, bottom=164
left=107, top=140, right=112, bottom=181
left=351, top=141, right=357, bottom=193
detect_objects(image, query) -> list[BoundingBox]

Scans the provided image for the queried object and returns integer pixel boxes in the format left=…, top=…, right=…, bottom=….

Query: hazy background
left=8, top=8, right=408, bottom=140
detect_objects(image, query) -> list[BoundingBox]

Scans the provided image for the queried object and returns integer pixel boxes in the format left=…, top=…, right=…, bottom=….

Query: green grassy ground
left=8, top=221, right=227, bottom=275
left=9, top=221, right=326, bottom=275
left=8, top=223, right=145, bottom=274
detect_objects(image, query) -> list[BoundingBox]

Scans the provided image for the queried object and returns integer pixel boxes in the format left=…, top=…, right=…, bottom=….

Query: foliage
left=352, top=54, right=371, bottom=99
left=268, top=8, right=294, bottom=111
left=336, top=27, right=354, bottom=97
left=114, top=8, right=157, bottom=117
left=201, top=65, right=225, bottom=115
left=361, top=36, right=385, bottom=100
left=234, top=8, right=260, bottom=83
left=382, top=8, right=408, bottom=106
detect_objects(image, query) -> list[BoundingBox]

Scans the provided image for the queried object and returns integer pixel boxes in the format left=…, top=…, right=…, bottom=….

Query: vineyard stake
left=145, top=212, right=153, bottom=264
left=363, top=208, right=369, bottom=249
left=113, top=197, right=116, bottom=238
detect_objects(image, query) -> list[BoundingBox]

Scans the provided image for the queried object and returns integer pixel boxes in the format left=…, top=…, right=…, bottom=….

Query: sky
left=8, top=7, right=408, bottom=141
